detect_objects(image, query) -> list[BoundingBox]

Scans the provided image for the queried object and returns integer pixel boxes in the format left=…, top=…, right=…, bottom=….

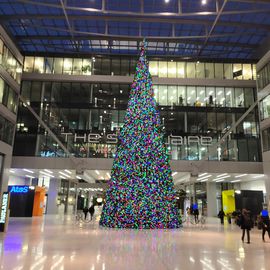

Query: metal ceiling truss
left=1, top=0, right=269, bottom=58
left=16, top=0, right=270, bottom=16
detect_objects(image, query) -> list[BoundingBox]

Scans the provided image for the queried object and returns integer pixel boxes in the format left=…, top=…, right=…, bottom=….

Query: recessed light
left=95, top=170, right=100, bottom=175
left=235, top=174, right=247, bottom=178
left=44, top=169, right=53, bottom=174
left=64, top=169, right=72, bottom=175
left=172, top=172, right=178, bottom=176
left=198, top=173, right=207, bottom=177
left=216, top=173, right=228, bottom=178
left=59, top=171, right=70, bottom=178
left=76, top=176, right=82, bottom=180
left=25, top=175, right=35, bottom=179
left=252, top=175, right=264, bottom=179
left=23, top=169, right=34, bottom=174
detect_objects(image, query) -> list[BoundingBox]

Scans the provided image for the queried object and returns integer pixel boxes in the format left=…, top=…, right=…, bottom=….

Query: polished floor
left=0, top=212, right=270, bottom=270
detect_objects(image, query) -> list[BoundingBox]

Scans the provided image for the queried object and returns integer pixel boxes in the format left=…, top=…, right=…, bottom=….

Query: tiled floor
left=0, top=214, right=270, bottom=270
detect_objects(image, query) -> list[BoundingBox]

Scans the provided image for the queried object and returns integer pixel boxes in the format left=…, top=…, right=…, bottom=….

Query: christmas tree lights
left=99, top=41, right=181, bottom=229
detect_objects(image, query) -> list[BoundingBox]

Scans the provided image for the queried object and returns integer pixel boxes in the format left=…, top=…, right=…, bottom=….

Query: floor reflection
left=0, top=216, right=270, bottom=270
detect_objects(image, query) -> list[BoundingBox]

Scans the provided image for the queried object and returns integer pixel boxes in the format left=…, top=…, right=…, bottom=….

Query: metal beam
left=2, top=14, right=270, bottom=31
left=15, top=34, right=258, bottom=49
left=9, top=21, right=265, bottom=41
left=197, top=0, right=228, bottom=57
left=17, top=0, right=270, bottom=16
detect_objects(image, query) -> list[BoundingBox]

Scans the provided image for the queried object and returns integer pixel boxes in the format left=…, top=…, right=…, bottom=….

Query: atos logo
left=9, top=186, right=29, bottom=193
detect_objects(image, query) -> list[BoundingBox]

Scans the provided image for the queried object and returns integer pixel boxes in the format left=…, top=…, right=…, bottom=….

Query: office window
left=149, top=61, right=158, bottom=76
left=196, top=62, right=205, bottom=78
left=206, top=86, right=215, bottom=106
left=63, top=58, right=73, bottom=75
left=205, top=63, right=214, bottom=78
left=34, top=57, right=44, bottom=73
left=186, top=62, right=195, bottom=78
left=214, top=63, right=224, bottom=79
left=53, top=58, right=63, bottom=74
left=177, top=62, right=186, bottom=78
left=168, top=62, right=177, bottom=78
left=224, top=63, right=233, bottom=79
left=187, top=86, right=196, bottom=106
left=45, top=58, right=54, bottom=74
left=159, top=61, right=168, bottom=77
left=243, top=64, right=252, bottom=80
left=225, top=87, right=233, bottom=107
left=196, top=86, right=205, bottom=106
left=0, top=78, right=4, bottom=103
left=178, top=86, right=186, bottom=106
left=233, top=63, right=243, bottom=80
left=82, top=59, right=92, bottom=75
left=24, top=57, right=34, bottom=73
left=73, top=58, right=83, bottom=75
left=235, top=88, right=244, bottom=107
left=216, top=87, right=225, bottom=107
left=168, top=85, right=177, bottom=106
left=159, top=85, right=168, bottom=105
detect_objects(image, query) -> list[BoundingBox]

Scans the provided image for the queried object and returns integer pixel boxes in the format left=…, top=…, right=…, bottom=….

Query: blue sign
left=262, top=209, right=269, bottom=217
left=9, top=186, right=29, bottom=193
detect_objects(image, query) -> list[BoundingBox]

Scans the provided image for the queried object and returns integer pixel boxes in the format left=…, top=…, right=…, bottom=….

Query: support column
left=64, top=180, right=70, bottom=214
left=207, top=182, right=218, bottom=217
left=46, top=178, right=61, bottom=215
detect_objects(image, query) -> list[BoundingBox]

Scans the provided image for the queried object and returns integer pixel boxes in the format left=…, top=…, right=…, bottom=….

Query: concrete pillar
left=64, top=180, right=71, bottom=214
left=46, top=178, right=61, bottom=215
left=206, top=182, right=218, bottom=217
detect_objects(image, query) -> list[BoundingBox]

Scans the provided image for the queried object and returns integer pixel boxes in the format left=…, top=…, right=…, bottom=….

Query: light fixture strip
left=197, top=175, right=212, bottom=181
left=23, top=168, right=34, bottom=174
left=198, top=173, right=207, bottom=177
left=235, top=174, right=247, bottom=178
left=44, top=169, right=53, bottom=174
left=216, top=173, right=228, bottom=178
left=40, top=171, right=54, bottom=178
left=64, top=169, right=72, bottom=175
left=59, top=171, right=70, bottom=178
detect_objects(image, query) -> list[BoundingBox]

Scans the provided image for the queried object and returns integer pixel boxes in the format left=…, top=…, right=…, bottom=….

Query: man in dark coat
left=240, top=209, right=253, bottom=244
left=89, top=205, right=95, bottom=220
left=218, top=209, right=225, bottom=224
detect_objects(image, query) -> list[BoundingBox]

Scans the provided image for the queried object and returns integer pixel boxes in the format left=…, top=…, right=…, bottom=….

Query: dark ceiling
left=0, top=0, right=270, bottom=60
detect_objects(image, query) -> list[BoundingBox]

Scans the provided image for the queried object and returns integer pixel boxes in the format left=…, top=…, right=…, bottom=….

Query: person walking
left=240, top=209, right=253, bottom=244
left=83, top=206, right=89, bottom=220
left=218, top=209, right=225, bottom=224
left=89, top=205, right=95, bottom=221
left=260, top=209, right=270, bottom=242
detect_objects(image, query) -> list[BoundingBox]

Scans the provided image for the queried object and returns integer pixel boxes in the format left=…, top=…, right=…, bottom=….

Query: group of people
left=218, top=208, right=270, bottom=244
left=82, top=205, right=95, bottom=220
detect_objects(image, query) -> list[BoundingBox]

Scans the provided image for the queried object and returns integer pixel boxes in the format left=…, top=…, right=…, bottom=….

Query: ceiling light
left=9, top=169, right=15, bottom=173
left=76, top=176, right=82, bottom=180
left=198, top=173, right=207, bottom=177
left=216, top=173, right=228, bottom=178
left=44, top=169, right=53, bottom=174
left=215, top=179, right=224, bottom=183
left=197, top=175, right=212, bottom=181
left=64, top=169, right=72, bottom=175
left=172, top=172, right=178, bottom=176
left=235, top=174, right=247, bottom=178
left=214, top=175, right=231, bottom=180
left=252, top=175, right=265, bottom=179
left=202, top=0, right=207, bottom=5
left=23, top=169, right=34, bottom=174
left=40, top=171, right=54, bottom=178
left=59, top=171, right=70, bottom=178
left=106, top=172, right=111, bottom=178
left=200, top=179, right=208, bottom=182
left=235, top=190, right=241, bottom=194
left=25, top=175, right=34, bottom=179
left=231, top=180, right=241, bottom=183
left=95, top=170, right=100, bottom=175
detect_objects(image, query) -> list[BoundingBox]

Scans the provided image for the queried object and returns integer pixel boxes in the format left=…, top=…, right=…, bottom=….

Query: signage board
left=0, top=192, right=10, bottom=232
left=61, top=132, right=213, bottom=146
left=9, top=186, right=29, bottom=193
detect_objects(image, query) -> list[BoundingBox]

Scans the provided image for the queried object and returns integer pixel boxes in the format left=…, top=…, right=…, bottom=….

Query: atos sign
left=9, top=186, right=29, bottom=193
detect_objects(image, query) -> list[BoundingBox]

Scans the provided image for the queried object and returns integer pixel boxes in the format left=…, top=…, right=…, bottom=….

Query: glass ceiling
left=0, top=0, right=270, bottom=60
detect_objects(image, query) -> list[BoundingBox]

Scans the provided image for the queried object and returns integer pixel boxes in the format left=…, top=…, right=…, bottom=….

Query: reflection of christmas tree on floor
left=100, top=41, right=181, bottom=229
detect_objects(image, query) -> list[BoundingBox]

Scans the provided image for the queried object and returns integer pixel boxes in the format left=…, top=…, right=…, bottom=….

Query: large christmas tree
left=99, top=41, right=181, bottom=229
